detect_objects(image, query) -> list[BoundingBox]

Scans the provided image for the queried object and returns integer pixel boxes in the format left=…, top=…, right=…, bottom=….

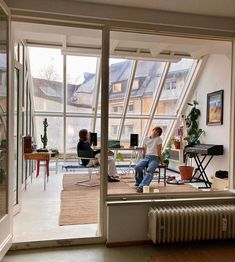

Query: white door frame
left=0, top=0, right=13, bottom=260
left=13, top=61, right=23, bottom=215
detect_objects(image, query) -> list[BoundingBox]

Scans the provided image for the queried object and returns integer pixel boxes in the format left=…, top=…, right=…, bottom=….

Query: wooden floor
left=148, top=239, right=235, bottom=262
left=4, top=240, right=235, bottom=262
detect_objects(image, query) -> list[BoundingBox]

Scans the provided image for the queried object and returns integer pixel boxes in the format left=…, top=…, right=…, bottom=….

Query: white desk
left=109, top=147, right=144, bottom=174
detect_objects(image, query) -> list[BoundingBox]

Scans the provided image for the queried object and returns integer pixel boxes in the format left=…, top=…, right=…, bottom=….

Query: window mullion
left=117, top=60, right=138, bottom=140
left=63, top=54, right=67, bottom=160
left=91, top=57, right=101, bottom=132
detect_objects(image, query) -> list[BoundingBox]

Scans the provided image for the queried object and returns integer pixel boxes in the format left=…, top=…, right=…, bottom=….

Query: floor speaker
left=23, top=136, right=32, bottom=153
left=130, top=134, right=138, bottom=147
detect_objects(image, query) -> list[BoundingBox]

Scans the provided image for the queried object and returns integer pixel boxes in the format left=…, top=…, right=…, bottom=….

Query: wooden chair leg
left=36, top=160, right=40, bottom=177
left=164, top=167, right=166, bottom=187
left=158, top=167, right=160, bottom=183
left=46, top=160, right=49, bottom=178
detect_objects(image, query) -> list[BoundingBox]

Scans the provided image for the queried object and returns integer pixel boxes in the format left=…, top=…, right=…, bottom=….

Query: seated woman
left=77, top=129, right=119, bottom=182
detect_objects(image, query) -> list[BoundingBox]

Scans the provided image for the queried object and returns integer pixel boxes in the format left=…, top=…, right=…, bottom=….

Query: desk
left=24, top=152, right=52, bottom=191
left=110, top=147, right=144, bottom=174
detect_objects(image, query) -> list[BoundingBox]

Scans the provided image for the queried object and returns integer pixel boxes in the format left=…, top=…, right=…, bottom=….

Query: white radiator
left=148, top=204, right=235, bottom=243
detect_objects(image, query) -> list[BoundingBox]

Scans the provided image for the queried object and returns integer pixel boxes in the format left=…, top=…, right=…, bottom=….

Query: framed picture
left=206, top=90, right=224, bottom=125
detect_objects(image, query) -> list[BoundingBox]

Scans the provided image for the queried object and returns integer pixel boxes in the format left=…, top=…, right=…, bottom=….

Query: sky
left=29, top=47, right=125, bottom=85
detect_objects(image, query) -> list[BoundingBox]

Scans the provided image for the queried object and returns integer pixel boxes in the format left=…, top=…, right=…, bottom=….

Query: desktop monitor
left=89, top=132, right=97, bottom=146
left=130, top=134, right=138, bottom=147
left=108, top=140, right=121, bottom=148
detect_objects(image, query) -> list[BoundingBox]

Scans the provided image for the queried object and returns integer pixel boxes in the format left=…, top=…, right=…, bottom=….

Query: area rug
left=59, top=173, right=200, bottom=226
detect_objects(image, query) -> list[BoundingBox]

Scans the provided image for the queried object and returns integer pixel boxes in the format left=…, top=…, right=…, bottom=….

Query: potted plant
left=50, top=148, right=59, bottom=158
left=172, top=137, right=181, bottom=149
left=162, top=138, right=173, bottom=167
left=37, top=118, right=49, bottom=152
left=179, top=100, right=204, bottom=180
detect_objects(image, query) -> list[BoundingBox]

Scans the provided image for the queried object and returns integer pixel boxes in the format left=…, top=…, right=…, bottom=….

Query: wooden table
left=24, top=152, right=52, bottom=191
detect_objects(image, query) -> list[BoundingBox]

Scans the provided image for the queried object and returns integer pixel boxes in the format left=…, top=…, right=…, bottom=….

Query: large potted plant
left=179, top=100, right=204, bottom=180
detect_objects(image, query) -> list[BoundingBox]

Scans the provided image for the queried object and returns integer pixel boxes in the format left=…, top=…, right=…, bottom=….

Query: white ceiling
left=13, top=22, right=231, bottom=61
left=71, top=0, right=235, bottom=18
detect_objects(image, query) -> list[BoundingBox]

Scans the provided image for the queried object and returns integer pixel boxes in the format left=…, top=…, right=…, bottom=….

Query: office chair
left=75, top=150, right=100, bottom=187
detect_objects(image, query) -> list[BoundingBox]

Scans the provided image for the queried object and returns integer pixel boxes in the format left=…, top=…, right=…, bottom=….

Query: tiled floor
left=13, top=167, right=98, bottom=243
left=13, top=164, right=205, bottom=243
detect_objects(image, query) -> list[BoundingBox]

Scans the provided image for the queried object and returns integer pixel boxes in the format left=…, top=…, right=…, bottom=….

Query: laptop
left=108, top=140, right=121, bottom=148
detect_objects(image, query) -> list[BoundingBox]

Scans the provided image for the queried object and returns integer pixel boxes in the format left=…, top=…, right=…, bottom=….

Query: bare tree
left=38, top=62, right=61, bottom=81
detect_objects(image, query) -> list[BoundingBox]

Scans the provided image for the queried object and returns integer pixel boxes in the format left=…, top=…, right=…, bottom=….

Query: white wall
left=189, top=54, right=231, bottom=178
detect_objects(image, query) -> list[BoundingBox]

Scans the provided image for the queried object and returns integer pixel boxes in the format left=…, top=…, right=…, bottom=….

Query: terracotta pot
left=174, top=141, right=181, bottom=149
left=179, top=165, right=194, bottom=180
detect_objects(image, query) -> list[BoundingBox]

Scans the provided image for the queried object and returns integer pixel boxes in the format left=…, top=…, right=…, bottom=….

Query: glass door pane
left=0, top=3, right=11, bottom=260
left=0, top=5, right=8, bottom=222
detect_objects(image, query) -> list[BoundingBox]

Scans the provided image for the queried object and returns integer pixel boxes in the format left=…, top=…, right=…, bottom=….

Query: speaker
left=130, top=134, right=138, bottom=147
left=23, top=136, right=32, bottom=153
left=90, top=132, right=97, bottom=146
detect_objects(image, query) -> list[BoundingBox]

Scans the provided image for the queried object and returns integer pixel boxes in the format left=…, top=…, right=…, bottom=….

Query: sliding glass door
left=0, top=0, right=12, bottom=260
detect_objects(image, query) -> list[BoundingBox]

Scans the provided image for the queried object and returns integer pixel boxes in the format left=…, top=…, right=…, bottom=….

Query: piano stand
left=190, top=154, right=213, bottom=189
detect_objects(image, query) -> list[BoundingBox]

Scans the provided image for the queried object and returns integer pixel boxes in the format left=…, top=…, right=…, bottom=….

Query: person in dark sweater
left=77, top=129, right=119, bottom=182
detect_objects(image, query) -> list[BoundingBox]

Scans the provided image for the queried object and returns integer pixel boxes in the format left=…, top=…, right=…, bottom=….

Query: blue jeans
left=134, top=155, right=159, bottom=188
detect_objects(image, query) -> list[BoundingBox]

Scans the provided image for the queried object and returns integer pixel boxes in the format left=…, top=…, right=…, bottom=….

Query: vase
left=179, top=165, right=194, bottom=180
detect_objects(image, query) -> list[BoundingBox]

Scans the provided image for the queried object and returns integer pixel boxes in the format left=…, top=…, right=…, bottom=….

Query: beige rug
left=59, top=173, right=200, bottom=226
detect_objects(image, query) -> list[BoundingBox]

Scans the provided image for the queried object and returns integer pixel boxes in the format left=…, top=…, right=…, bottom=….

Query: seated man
left=134, top=126, right=163, bottom=192
left=77, top=129, right=119, bottom=182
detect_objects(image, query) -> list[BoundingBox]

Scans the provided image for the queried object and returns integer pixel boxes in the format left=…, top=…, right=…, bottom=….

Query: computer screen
left=89, top=132, right=97, bottom=146
left=108, top=140, right=121, bottom=148
left=130, top=134, right=138, bottom=147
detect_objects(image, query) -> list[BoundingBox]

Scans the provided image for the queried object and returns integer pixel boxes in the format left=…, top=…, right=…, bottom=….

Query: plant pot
left=174, top=141, right=181, bottom=149
left=179, top=165, right=194, bottom=180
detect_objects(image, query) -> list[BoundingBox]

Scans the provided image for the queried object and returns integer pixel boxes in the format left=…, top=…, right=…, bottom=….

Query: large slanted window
left=107, top=30, right=199, bottom=195
left=28, top=29, right=102, bottom=155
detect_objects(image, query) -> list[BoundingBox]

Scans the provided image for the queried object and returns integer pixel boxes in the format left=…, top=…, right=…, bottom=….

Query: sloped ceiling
left=13, top=22, right=231, bottom=61
left=72, top=0, right=235, bottom=18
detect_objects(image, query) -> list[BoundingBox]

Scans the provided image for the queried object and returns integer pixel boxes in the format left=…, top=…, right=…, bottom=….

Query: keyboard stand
left=189, top=154, right=213, bottom=189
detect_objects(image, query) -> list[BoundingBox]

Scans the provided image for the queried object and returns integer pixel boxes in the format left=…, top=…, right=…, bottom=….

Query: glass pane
left=29, top=47, right=63, bottom=112
left=120, top=118, right=148, bottom=148
left=155, top=59, right=195, bottom=115
left=66, top=117, right=92, bottom=154
left=129, top=61, right=165, bottom=115
left=67, top=56, right=98, bottom=113
left=109, top=118, right=121, bottom=140
left=35, top=116, right=63, bottom=153
left=108, top=58, right=133, bottom=115
left=0, top=8, right=8, bottom=218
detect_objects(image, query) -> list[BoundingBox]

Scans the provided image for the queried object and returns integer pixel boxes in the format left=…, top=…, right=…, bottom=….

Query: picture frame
left=206, top=90, right=224, bottom=125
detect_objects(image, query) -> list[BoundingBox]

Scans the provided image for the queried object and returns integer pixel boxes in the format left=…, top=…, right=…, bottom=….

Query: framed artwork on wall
left=206, top=90, right=224, bottom=125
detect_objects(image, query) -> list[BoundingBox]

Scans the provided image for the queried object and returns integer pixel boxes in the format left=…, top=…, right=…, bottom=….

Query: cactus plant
left=41, top=118, right=48, bottom=150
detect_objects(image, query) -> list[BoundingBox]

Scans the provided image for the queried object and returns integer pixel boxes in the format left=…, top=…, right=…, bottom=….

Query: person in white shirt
left=134, top=126, right=163, bottom=193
